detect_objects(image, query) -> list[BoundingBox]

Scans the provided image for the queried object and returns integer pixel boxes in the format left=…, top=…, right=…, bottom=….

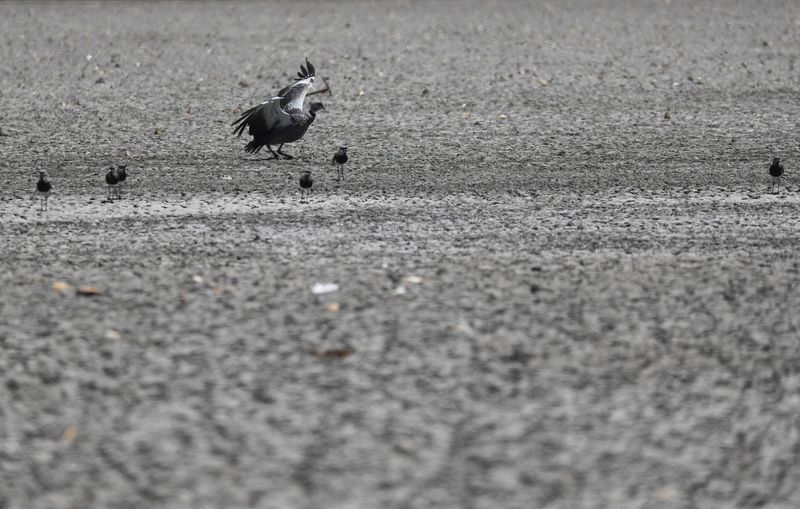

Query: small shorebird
left=105, top=166, right=119, bottom=201
left=769, top=157, right=784, bottom=193
left=299, top=170, right=314, bottom=200
left=232, top=59, right=326, bottom=160
left=331, top=146, right=348, bottom=181
left=36, top=171, right=51, bottom=211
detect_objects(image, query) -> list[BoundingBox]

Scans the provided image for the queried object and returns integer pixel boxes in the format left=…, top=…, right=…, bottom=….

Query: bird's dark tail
left=244, top=141, right=263, bottom=154
left=231, top=104, right=260, bottom=138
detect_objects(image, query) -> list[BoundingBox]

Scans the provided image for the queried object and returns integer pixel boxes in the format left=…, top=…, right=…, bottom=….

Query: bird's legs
left=265, top=145, right=280, bottom=159
left=300, top=187, right=314, bottom=201
left=332, top=161, right=344, bottom=182
left=107, top=186, right=114, bottom=201
left=277, top=144, right=294, bottom=160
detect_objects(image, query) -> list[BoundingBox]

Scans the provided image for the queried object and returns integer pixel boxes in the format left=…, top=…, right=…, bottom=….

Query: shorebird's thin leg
left=277, top=144, right=294, bottom=160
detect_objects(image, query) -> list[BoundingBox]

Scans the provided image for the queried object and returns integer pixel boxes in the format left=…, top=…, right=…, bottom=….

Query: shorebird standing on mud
left=332, top=146, right=348, bottom=181
left=232, top=59, right=327, bottom=160
left=299, top=170, right=314, bottom=200
left=769, top=157, right=784, bottom=194
left=36, top=171, right=51, bottom=211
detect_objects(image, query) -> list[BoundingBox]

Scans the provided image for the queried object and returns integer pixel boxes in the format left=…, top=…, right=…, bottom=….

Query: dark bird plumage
left=769, top=157, right=784, bottom=193
left=769, top=157, right=784, bottom=177
left=299, top=170, right=314, bottom=200
left=36, top=171, right=51, bottom=211
left=232, top=59, right=324, bottom=160
left=331, top=146, right=348, bottom=181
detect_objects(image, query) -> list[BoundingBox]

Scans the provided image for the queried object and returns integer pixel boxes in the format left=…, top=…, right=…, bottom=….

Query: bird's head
left=39, top=171, right=45, bottom=178
left=339, top=146, right=348, bottom=153
left=303, top=170, right=312, bottom=177
left=309, top=102, right=325, bottom=113
left=773, top=157, right=780, bottom=164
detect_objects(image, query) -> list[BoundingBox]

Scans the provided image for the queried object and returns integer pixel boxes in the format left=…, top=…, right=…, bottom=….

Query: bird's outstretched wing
left=231, top=97, right=292, bottom=138
left=275, top=78, right=314, bottom=111
left=232, top=59, right=317, bottom=137
left=276, top=59, right=316, bottom=110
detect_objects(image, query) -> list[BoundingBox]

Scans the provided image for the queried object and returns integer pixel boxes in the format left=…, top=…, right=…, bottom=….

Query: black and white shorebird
left=331, top=146, right=348, bottom=181
left=36, top=171, right=51, bottom=211
left=299, top=170, right=314, bottom=199
left=105, top=166, right=119, bottom=201
left=769, top=157, right=784, bottom=193
left=232, top=59, right=325, bottom=160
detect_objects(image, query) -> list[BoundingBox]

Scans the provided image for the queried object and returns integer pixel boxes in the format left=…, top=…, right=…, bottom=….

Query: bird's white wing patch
left=280, top=77, right=314, bottom=111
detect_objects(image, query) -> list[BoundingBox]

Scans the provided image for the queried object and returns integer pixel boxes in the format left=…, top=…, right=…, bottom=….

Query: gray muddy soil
left=2, top=1, right=800, bottom=508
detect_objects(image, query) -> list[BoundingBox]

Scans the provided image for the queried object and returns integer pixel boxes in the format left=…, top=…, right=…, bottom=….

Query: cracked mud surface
left=2, top=1, right=800, bottom=508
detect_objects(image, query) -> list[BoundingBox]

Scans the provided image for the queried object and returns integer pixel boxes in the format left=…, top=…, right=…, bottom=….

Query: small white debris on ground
left=311, top=282, right=338, bottom=294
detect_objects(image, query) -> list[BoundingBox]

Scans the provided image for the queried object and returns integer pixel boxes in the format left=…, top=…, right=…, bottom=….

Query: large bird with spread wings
left=232, top=59, right=325, bottom=160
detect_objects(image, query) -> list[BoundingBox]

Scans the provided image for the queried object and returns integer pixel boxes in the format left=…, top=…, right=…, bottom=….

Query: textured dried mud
left=2, top=1, right=800, bottom=508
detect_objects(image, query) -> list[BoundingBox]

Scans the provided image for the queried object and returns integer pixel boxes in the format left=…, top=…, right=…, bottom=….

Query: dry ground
left=2, top=1, right=800, bottom=508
